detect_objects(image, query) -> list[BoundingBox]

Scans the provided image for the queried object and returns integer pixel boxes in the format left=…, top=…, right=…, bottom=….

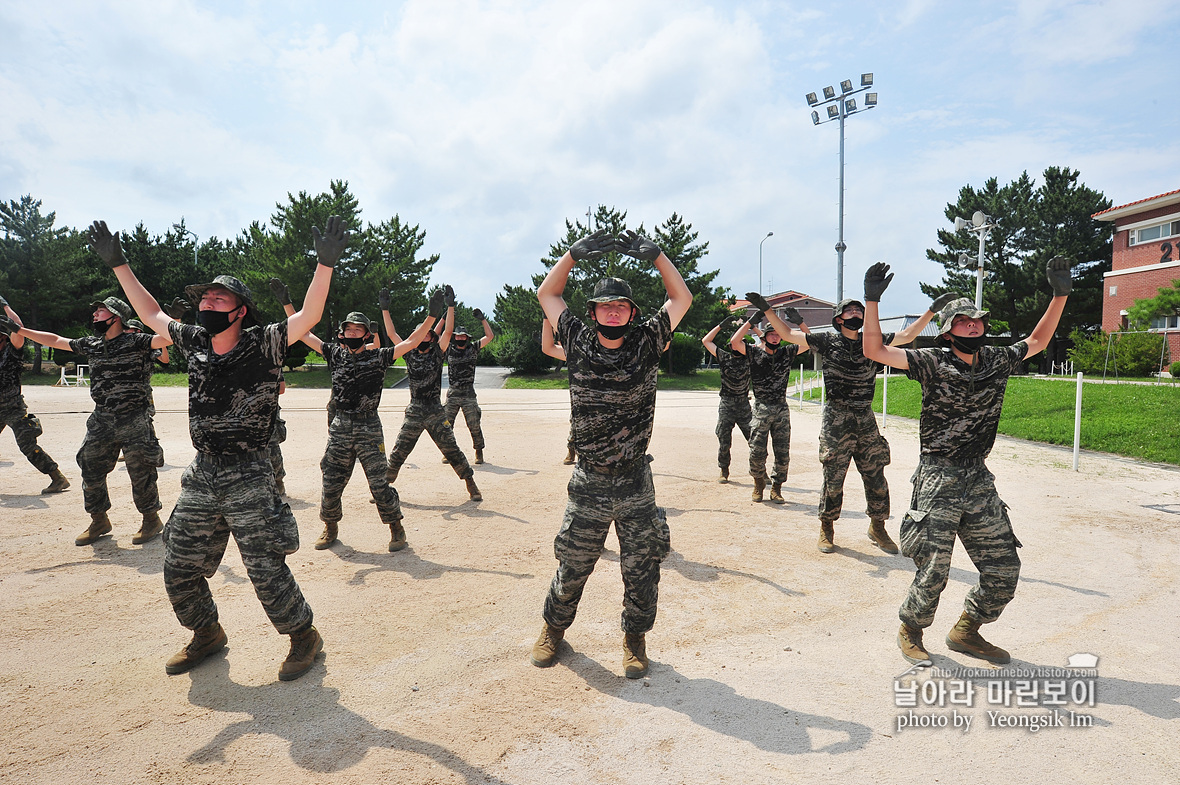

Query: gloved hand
left=719, top=314, right=738, bottom=329
left=312, top=215, right=349, bottom=268
left=165, top=297, right=191, bottom=321
left=443, top=284, right=456, bottom=308
left=0, top=293, right=9, bottom=309
left=1046, top=255, right=1073, bottom=297
left=268, top=277, right=292, bottom=306
left=930, top=293, right=957, bottom=312
left=428, top=288, right=446, bottom=319
left=378, top=287, right=391, bottom=311
left=783, top=307, right=803, bottom=324
left=617, top=229, right=662, bottom=262
left=745, top=292, right=772, bottom=313
left=570, top=228, right=613, bottom=262
left=88, top=220, right=127, bottom=269
left=864, top=262, right=893, bottom=302
left=0, top=315, right=18, bottom=335
left=749, top=309, right=766, bottom=326
left=472, top=308, right=486, bottom=322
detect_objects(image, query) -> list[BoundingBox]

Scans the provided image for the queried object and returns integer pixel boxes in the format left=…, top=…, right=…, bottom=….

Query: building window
left=1130, top=219, right=1180, bottom=245
left=1109, top=285, right=1117, bottom=296
left=1150, top=314, right=1180, bottom=330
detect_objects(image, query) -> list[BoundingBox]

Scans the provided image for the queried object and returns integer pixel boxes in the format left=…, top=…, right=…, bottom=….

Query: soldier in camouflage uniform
left=701, top=314, right=753, bottom=483
left=541, top=317, right=577, bottom=465
left=10, top=297, right=171, bottom=546
left=385, top=286, right=482, bottom=502
left=775, top=296, right=946, bottom=553
left=92, top=216, right=348, bottom=681
left=531, top=228, right=693, bottom=680
left=863, top=258, right=1072, bottom=667
left=0, top=296, right=70, bottom=495
left=729, top=294, right=807, bottom=504
left=444, top=305, right=495, bottom=464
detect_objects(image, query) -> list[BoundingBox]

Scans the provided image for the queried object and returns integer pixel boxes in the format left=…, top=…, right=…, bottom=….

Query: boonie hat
left=89, top=296, right=134, bottom=324
left=184, top=275, right=261, bottom=327
left=936, top=298, right=990, bottom=337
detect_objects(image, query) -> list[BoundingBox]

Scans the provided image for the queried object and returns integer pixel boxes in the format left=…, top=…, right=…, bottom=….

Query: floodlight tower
left=953, top=211, right=998, bottom=309
left=805, top=73, right=878, bottom=302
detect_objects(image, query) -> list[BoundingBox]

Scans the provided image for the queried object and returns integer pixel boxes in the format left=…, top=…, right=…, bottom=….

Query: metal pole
left=974, top=227, right=987, bottom=309
left=759, top=232, right=773, bottom=295
left=882, top=364, right=888, bottom=429
left=836, top=102, right=846, bottom=303
left=1072, top=371, right=1083, bottom=471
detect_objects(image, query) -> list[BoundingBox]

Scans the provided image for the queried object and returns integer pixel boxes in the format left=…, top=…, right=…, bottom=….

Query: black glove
left=165, top=297, right=191, bottom=320
left=719, top=314, right=737, bottom=329
left=570, top=228, right=613, bottom=262
left=783, top=307, right=803, bottom=325
left=745, top=292, right=772, bottom=313
left=930, top=293, right=957, bottom=313
left=0, top=315, right=18, bottom=335
left=1046, top=255, right=1073, bottom=297
left=268, top=277, right=292, bottom=306
left=472, top=308, right=486, bottom=322
left=87, top=220, right=127, bottom=269
left=378, top=287, right=391, bottom=311
left=864, top=262, right=893, bottom=302
left=428, top=288, right=446, bottom=319
left=312, top=215, right=349, bottom=268
left=443, top=284, right=456, bottom=308
left=749, top=310, right=766, bottom=326
left=0, top=293, right=8, bottom=309
left=617, top=229, right=662, bottom=262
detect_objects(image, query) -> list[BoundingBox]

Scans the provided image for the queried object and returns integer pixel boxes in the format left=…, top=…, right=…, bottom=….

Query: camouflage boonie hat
left=338, top=311, right=372, bottom=333
left=834, top=298, right=865, bottom=315
left=586, top=277, right=640, bottom=315
left=184, top=275, right=260, bottom=327
left=89, top=296, right=134, bottom=324
left=452, top=324, right=470, bottom=336
left=126, top=319, right=146, bottom=332
left=936, top=297, right=990, bottom=337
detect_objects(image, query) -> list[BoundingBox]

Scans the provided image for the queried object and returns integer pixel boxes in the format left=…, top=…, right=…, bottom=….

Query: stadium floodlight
left=953, top=212, right=999, bottom=308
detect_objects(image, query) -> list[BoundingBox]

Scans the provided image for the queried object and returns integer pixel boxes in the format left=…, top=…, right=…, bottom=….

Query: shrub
left=1170, top=361, right=1180, bottom=378
left=492, top=330, right=554, bottom=374
left=665, top=332, right=704, bottom=375
left=1068, top=328, right=1166, bottom=377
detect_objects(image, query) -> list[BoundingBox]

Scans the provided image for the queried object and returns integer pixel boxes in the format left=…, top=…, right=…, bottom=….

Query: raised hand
left=1046, top=255, right=1073, bottom=297
left=311, top=215, right=349, bottom=268
left=165, top=297, right=192, bottom=321
left=570, top=228, right=613, bottom=262
left=783, top=307, right=803, bottom=325
left=444, top=284, right=456, bottom=308
left=378, top=287, right=391, bottom=311
left=0, top=293, right=8, bottom=309
left=930, top=293, right=957, bottom=313
left=864, top=262, right=894, bottom=302
left=472, top=308, right=486, bottom=322
left=88, top=220, right=127, bottom=269
left=428, top=288, right=446, bottom=319
left=744, top=292, right=772, bottom=313
left=0, top=314, right=18, bottom=335
left=616, top=229, right=662, bottom=263
left=268, top=277, right=292, bottom=306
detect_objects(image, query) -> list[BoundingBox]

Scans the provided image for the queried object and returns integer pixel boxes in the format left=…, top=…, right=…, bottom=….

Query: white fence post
left=882, top=365, right=889, bottom=429
left=1072, top=372, right=1083, bottom=471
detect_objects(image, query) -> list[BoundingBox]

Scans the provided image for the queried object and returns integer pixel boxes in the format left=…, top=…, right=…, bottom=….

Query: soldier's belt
left=195, top=449, right=270, bottom=467
left=334, top=410, right=381, bottom=422
left=919, top=454, right=987, bottom=469
left=577, top=456, right=648, bottom=477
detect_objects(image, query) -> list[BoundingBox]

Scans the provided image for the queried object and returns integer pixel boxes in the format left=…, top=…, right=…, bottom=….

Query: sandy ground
left=1, top=379, right=1178, bottom=785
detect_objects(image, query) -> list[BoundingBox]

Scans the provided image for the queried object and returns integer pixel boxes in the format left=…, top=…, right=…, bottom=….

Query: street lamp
left=805, top=72, right=878, bottom=302
left=172, top=222, right=198, bottom=269
left=759, top=232, right=774, bottom=295
left=953, top=211, right=997, bottom=308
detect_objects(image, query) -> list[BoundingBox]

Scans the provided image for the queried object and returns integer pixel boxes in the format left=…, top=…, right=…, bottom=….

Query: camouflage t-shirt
left=807, top=331, right=895, bottom=407
left=446, top=341, right=480, bottom=393
left=168, top=321, right=288, bottom=455
left=558, top=306, right=673, bottom=469
left=69, top=332, right=156, bottom=418
left=903, top=342, right=1028, bottom=462
left=748, top=343, right=799, bottom=403
left=405, top=340, right=444, bottom=405
left=0, top=342, right=22, bottom=404
left=324, top=342, right=398, bottom=413
left=715, top=347, right=750, bottom=398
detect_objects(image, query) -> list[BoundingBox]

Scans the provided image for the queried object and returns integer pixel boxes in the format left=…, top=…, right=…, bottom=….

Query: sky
left=2, top=0, right=1178, bottom=317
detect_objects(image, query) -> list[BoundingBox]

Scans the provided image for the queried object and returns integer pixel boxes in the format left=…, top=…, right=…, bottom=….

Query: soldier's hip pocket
left=899, top=509, right=932, bottom=562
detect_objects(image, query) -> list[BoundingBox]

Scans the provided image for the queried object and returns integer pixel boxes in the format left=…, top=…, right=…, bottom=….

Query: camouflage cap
left=184, top=275, right=260, bottom=327
left=587, top=277, right=640, bottom=310
left=338, top=311, right=372, bottom=333
left=89, top=296, right=134, bottom=324
left=936, top=297, right=989, bottom=336
left=126, top=319, right=146, bottom=332
left=452, top=324, right=470, bottom=336
left=835, top=298, right=865, bottom=315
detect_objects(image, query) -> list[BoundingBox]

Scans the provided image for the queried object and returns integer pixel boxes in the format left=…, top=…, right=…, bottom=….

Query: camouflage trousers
left=321, top=411, right=401, bottom=526
left=444, top=388, right=485, bottom=450
left=163, top=451, right=311, bottom=635
left=818, top=403, right=890, bottom=524
left=268, top=414, right=287, bottom=484
left=748, top=399, right=791, bottom=483
left=898, top=457, right=1022, bottom=629
left=715, top=394, right=752, bottom=470
left=542, top=460, right=670, bottom=635
left=387, top=401, right=473, bottom=479
left=76, top=408, right=163, bottom=515
left=0, top=399, right=59, bottom=475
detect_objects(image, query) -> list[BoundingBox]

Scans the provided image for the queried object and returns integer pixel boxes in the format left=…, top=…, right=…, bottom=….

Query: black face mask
left=197, top=309, right=240, bottom=336
left=948, top=334, right=987, bottom=354
left=596, top=323, right=631, bottom=340
left=90, top=317, right=115, bottom=336
left=453, top=337, right=469, bottom=347
left=417, top=341, right=434, bottom=353
left=840, top=316, right=864, bottom=331
left=764, top=339, right=780, bottom=352
left=340, top=336, right=366, bottom=350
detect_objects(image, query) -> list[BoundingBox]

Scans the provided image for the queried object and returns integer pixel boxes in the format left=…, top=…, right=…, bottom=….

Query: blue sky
left=2, top=0, right=1178, bottom=317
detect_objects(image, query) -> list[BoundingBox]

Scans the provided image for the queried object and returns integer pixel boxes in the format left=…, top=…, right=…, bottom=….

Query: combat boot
left=42, top=469, right=70, bottom=494
left=898, top=623, right=932, bottom=666
left=817, top=521, right=835, bottom=553
left=946, top=611, right=1011, bottom=664
left=751, top=477, right=765, bottom=502
left=623, top=633, right=649, bottom=679
left=75, top=512, right=112, bottom=546
left=562, top=446, right=575, bottom=465
left=530, top=622, right=564, bottom=667
left=314, top=522, right=338, bottom=550
left=868, top=519, right=899, bottom=554
left=132, top=511, right=164, bottom=545
left=474, top=448, right=484, bottom=465
left=165, top=623, right=227, bottom=674
left=718, top=467, right=729, bottom=484
left=279, top=626, right=324, bottom=681
left=388, top=520, right=407, bottom=552
left=769, top=481, right=785, bottom=504
left=465, top=476, right=482, bottom=501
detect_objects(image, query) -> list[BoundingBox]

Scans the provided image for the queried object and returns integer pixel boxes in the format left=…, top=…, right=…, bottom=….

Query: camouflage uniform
left=747, top=343, right=800, bottom=483
left=714, top=347, right=752, bottom=471
left=0, top=341, right=61, bottom=477
left=806, top=331, right=895, bottom=524
left=542, top=307, right=673, bottom=635
left=163, top=320, right=312, bottom=636
left=69, top=332, right=164, bottom=516
left=387, top=340, right=474, bottom=479
left=321, top=342, right=402, bottom=526
left=268, top=371, right=287, bottom=487
left=897, top=341, right=1027, bottom=629
left=443, top=340, right=484, bottom=450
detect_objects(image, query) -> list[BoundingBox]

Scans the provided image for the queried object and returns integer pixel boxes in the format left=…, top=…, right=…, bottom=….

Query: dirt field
left=2, top=382, right=1178, bottom=785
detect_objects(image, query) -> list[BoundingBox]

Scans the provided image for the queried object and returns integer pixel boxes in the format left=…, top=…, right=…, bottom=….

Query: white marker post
left=1072, top=372, right=1083, bottom=471
left=882, top=365, right=889, bottom=429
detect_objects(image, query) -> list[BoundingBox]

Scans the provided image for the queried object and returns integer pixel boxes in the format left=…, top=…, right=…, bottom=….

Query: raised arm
left=473, top=308, right=494, bottom=349
left=287, top=216, right=347, bottom=347
left=861, top=263, right=910, bottom=370
left=618, top=230, right=691, bottom=330
left=702, top=319, right=727, bottom=357
left=438, top=285, right=455, bottom=352
left=1023, top=256, right=1071, bottom=359
left=728, top=313, right=756, bottom=355
left=89, top=221, right=172, bottom=336
left=8, top=325, right=72, bottom=352
left=538, top=228, right=613, bottom=325
left=391, top=317, right=437, bottom=359
left=1, top=298, right=26, bottom=349
left=541, top=317, right=566, bottom=361
left=378, top=285, right=402, bottom=344
left=890, top=293, right=956, bottom=346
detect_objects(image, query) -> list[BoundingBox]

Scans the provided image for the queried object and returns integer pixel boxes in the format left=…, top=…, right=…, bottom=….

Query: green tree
left=1127, top=278, right=1180, bottom=327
